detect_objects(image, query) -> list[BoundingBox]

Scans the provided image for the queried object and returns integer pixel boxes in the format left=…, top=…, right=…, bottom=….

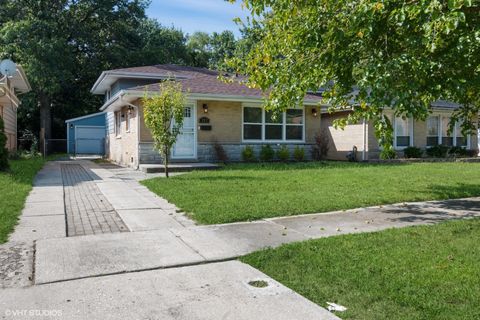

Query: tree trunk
left=39, top=93, right=52, bottom=155
left=164, top=148, right=169, bottom=178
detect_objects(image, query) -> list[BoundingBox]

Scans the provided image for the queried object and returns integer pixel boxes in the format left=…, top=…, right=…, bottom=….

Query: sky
left=146, top=0, right=250, bottom=38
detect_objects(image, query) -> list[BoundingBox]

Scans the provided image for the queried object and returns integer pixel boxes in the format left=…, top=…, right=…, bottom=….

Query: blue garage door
left=75, top=126, right=105, bottom=154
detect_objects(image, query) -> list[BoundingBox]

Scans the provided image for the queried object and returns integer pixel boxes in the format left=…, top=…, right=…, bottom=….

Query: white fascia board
left=65, top=112, right=105, bottom=123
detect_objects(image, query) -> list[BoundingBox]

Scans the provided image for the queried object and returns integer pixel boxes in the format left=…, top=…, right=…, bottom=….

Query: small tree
left=0, top=117, right=9, bottom=170
left=143, top=81, right=186, bottom=178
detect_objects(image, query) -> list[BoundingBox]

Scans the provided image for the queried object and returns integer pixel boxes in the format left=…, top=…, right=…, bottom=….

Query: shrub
left=403, top=146, right=423, bottom=159
left=213, top=141, right=228, bottom=163
left=426, top=145, right=449, bottom=158
left=293, top=146, right=305, bottom=161
left=0, top=117, right=9, bottom=171
left=311, top=130, right=329, bottom=161
left=242, top=145, right=256, bottom=162
left=449, top=146, right=468, bottom=157
left=380, top=148, right=396, bottom=160
left=260, top=145, right=275, bottom=162
left=276, top=145, right=290, bottom=162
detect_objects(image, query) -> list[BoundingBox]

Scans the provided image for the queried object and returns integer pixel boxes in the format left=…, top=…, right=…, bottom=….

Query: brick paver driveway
left=61, top=164, right=128, bottom=236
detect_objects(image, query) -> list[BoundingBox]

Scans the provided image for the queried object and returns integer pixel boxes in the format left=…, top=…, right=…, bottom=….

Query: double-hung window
left=394, top=117, right=412, bottom=148
left=125, top=110, right=130, bottom=132
left=115, top=111, right=121, bottom=137
left=441, top=116, right=454, bottom=146
left=455, top=122, right=467, bottom=147
left=243, top=106, right=304, bottom=142
left=426, top=116, right=440, bottom=146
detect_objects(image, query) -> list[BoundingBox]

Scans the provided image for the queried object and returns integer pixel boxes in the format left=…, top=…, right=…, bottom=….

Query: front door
left=172, top=105, right=196, bottom=159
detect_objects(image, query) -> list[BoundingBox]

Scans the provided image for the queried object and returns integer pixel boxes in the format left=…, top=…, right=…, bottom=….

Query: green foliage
left=403, top=147, right=423, bottom=159
left=449, top=146, right=469, bottom=157
left=241, top=145, right=256, bottom=162
left=276, top=145, right=290, bottom=162
left=293, top=146, right=305, bottom=161
left=0, top=117, right=9, bottom=171
left=187, top=30, right=238, bottom=70
left=260, top=145, right=274, bottom=161
left=380, top=148, right=397, bottom=160
left=231, top=0, right=480, bottom=148
left=143, top=81, right=186, bottom=177
left=426, top=145, right=450, bottom=158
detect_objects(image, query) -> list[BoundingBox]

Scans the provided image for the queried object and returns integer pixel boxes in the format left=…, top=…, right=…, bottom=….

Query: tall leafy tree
left=0, top=0, right=150, bottom=151
left=229, top=0, right=480, bottom=151
left=187, top=30, right=238, bottom=70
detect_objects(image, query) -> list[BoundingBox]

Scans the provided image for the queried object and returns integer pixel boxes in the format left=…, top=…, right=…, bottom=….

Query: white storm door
left=172, top=105, right=196, bottom=159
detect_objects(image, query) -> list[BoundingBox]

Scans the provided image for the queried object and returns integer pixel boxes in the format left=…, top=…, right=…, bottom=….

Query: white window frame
left=115, top=111, right=121, bottom=138
left=426, top=115, right=440, bottom=147
left=393, top=116, right=413, bottom=150
left=437, top=114, right=471, bottom=148
left=242, top=105, right=305, bottom=143
left=125, top=110, right=130, bottom=133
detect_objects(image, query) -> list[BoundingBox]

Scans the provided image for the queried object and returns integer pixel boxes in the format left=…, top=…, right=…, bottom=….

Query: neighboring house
left=91, top=64, right=478, bottom=167
left=0, top=65, right=31, bottom=152
left=66, top=113, right=106, bottom=155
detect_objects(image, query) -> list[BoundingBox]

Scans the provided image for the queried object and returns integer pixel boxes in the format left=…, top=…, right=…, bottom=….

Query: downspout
left=121, top=96, right=141, bottom=170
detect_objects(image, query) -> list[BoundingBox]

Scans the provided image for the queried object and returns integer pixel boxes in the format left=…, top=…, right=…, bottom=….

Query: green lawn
left=142, top=162, right=480, bottom=224
left=241, top=218, right=480, bottom=319
left=0, top=157, right=47, bottom=243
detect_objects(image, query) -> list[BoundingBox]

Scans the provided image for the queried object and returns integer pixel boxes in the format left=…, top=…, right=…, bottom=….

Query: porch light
left=127, top=106, right=135, bottom=115
left=312, top=108, right=318, bottom=117
left=203, top=104, right=208, bottom=113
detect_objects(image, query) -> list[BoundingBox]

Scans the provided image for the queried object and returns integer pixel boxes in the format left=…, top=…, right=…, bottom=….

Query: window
left=441, top=116, right=453, bottom=146
left=243, top=106, right=304, bottom=142
left=125, top=110, right=130, bottom=132
left=115, top=111, right=121, bottom=136
left=243, top=107, right=262, bottom=140
left=426, top=116, right=439, bottom=146
left=455, top=122, right=467, bottom=147
left=394, top=117, right=411, bottom=148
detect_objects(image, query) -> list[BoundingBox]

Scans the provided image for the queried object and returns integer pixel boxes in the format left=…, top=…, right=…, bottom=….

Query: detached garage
left=66, top=113, right=106, bottom=155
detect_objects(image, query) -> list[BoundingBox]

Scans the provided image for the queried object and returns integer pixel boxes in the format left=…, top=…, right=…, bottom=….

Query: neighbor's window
left=441, top=116, right=453, bottom=146
left=455, top=122, right=467, bottom=147
left=243, top=107, right=304, bottom=142
left=115, top=111, right=121, bottom=136
left=426, top=116, right=439, bottom=146
left=395, top=117, right=411, bottom=148
left=125, top=111, right=130, bottom=132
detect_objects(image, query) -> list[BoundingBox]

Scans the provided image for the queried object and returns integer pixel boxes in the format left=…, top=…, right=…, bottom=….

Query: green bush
left=276, top=145, right=290, bottom=162
left=449, top=146, right=469, bottom=157
left=403, top=146, right=423, bottom=158
left=260, top=145, right=275, bottom=162
left=426, top=145, right=449, bottom=158
left=0, top=118, right=9, bottom=171
left=241, top=145, right=256, bottom=162
left=293, top=146, right=305, bottom=161
left=380, top=148, right=397, bottom=160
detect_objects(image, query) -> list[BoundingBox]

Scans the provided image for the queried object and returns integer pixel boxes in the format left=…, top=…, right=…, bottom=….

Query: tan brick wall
left=322, top=112, right=366, bottom=160
left=107, top=104, right=139, bottom=168
left=305, top=106, right=321, bottom=143
left=196, top=100, right=242, bottom=143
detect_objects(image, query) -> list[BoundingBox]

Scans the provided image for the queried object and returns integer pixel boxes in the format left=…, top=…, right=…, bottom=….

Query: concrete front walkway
left=2, top=159, right=480, bottom=319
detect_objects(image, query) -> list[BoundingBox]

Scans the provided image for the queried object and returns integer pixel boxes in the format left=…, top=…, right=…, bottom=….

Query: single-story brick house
left=91, top=64, right=478, bottom=168
left=0, top=64, right=31, bottom=152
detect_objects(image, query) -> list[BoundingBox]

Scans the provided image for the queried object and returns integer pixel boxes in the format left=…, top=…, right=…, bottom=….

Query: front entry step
left=139, top=163, right=220, bottom=173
